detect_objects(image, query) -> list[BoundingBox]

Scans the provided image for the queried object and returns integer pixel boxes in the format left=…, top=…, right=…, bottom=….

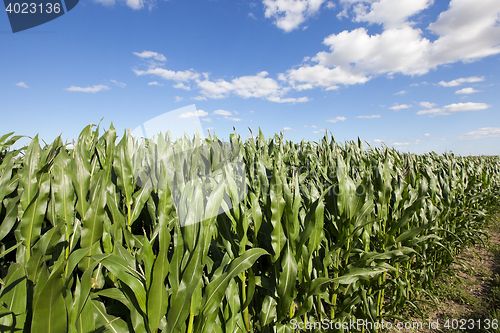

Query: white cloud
left=326, top=116, right=346, bottom=123
left=459, top=127, right=500, bottom=140
left=373, top=138, right=383, bottom=142
left=213, top=109, right=232, bottom=116
left=179, top=110, right=208, bottom=118
left=225, top=116, right=242, bottom=122
left=393, top=142, right=410, bottom=146
left=424, top=133, right=431, bottom=136
left=285, top=65, right=369, bottom=90
left=394, top=90, right=406, bottom=95
left=351, top=0, right=433, bottom=28
left=193, top=96, right=207, bottom=101
left=313, top=129, right=326, bottom=134
left=15, top=82, right=29, bottom=88
left=174, top=96, right=183, bottom=102
left=389, top=104, right=412, bottom=111
left=202, top=118, right=212, bottom=123
left=148, top=81, right=161, bottom=86
left=417, top=102, right=491, bottom=116
left=134, top=68, right=199, bottom=82
left=283, top=127, right=293, bottom=130
left=111, top=80, right=126, bottom=88
left=263, top=0, right=326, bottom=32
left=173, top=82, right=191, bottom=91
left=279, top=0, right=500, bottom=90
left=325, top=1, right=335, bottom=9
left=419, top=101, right=436, bottom=108
left=196, top=71, right=307, bottom=103
left=311, top=125, right=318, bottom=128
left=248, top=12, right=257, bottom=19
left=66, top=84, right=109, bottom=93
left=357, top=115, right=380, bottom=119
left=438, top=76, right=484, bottom=87
left=133, top=51, right=166, bottom=61
left=455, top=87, right=481, bottom=94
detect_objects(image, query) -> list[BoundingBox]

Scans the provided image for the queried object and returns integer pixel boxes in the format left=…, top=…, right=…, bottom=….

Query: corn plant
left=0, top=125, right=499, bottom=333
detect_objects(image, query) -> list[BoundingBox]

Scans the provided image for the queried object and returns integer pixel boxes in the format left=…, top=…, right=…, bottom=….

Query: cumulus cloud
left=459, top=127, right=500, bottom=140
left=326, top=116, right=346, bottom=123
left=455, top=87, right=481, bottom=94
left=179, top=110, right=208, bottom=118
left=196, top=71, right=307, bottom=103
left=279, top=0, right=500, bottom=90
left=389, top=104, right=412, bottom=111
left=416, top=102, right=491, bottom=116
left=66, top=84, right=109, bottom=93
left=133, top=51, right=166, bottom=61
left=438, top=76, right=485, bottom=87
left=357, top=115, right=380, bottom=119
left=263, top=0, right=326, bottom=32
left=15, top=82, right=29, bottom=88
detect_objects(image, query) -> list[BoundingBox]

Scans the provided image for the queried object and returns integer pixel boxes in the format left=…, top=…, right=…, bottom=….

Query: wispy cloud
left=201, top=118, right=212, bottom=123
left=179, top=109, right=208, bottom=118
left=417, top=102, right=491, bottom=116
left=419, top=101, right=436, bottom=108
left=133, top=51, right=166, bottom=61
left=455, top=87, right=481, bottom=94
left=66, top=84, right=109, bottom=93
left=173, top=82, right=191, bottom=91
left=438, top=76, right=484, bottom=87
left=394, top=90, right=406, bottom=95
left=15, top=82, right=29, bottom=88
left=213, top=109, right=232, bottom=116
left=148, top=81, right=162, bottom=86
left=110, top=80, right=126, bottom=88
left=283, top=127, right=293, bottom=130
left=389, top=104, right=412, bottom=111
left=326, top=116, right=346, bottom=123
left=459, top=127, right=500, bottom=140
left=357, top=115, right=380, bottom=119
left=174, top=96, right=183, bottom=102
left=225, top=116, right=242, bottom=122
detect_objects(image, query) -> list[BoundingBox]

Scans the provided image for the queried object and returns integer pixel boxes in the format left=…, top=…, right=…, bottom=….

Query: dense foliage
left=0, top=124, right=499, bottom=332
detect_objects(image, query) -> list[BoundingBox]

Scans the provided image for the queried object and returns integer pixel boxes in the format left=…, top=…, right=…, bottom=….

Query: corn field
left=0, top=124, right=499, bottom=333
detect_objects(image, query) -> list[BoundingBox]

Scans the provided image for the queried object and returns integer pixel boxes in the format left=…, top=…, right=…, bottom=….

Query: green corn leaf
left=92, top=299, right=129, bottom=333
left=97, top=254, right=147, bottom=314
left=31, top=261, right=68, bottom=333
left=19, top=172, right=50, bottom=259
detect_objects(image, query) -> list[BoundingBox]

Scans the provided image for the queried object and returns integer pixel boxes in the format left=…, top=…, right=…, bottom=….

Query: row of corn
left=0, top=124, right=499, bottom=332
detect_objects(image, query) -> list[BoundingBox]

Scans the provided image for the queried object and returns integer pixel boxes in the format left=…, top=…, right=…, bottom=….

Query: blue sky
left=1, top=0, right=500, bottom=155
